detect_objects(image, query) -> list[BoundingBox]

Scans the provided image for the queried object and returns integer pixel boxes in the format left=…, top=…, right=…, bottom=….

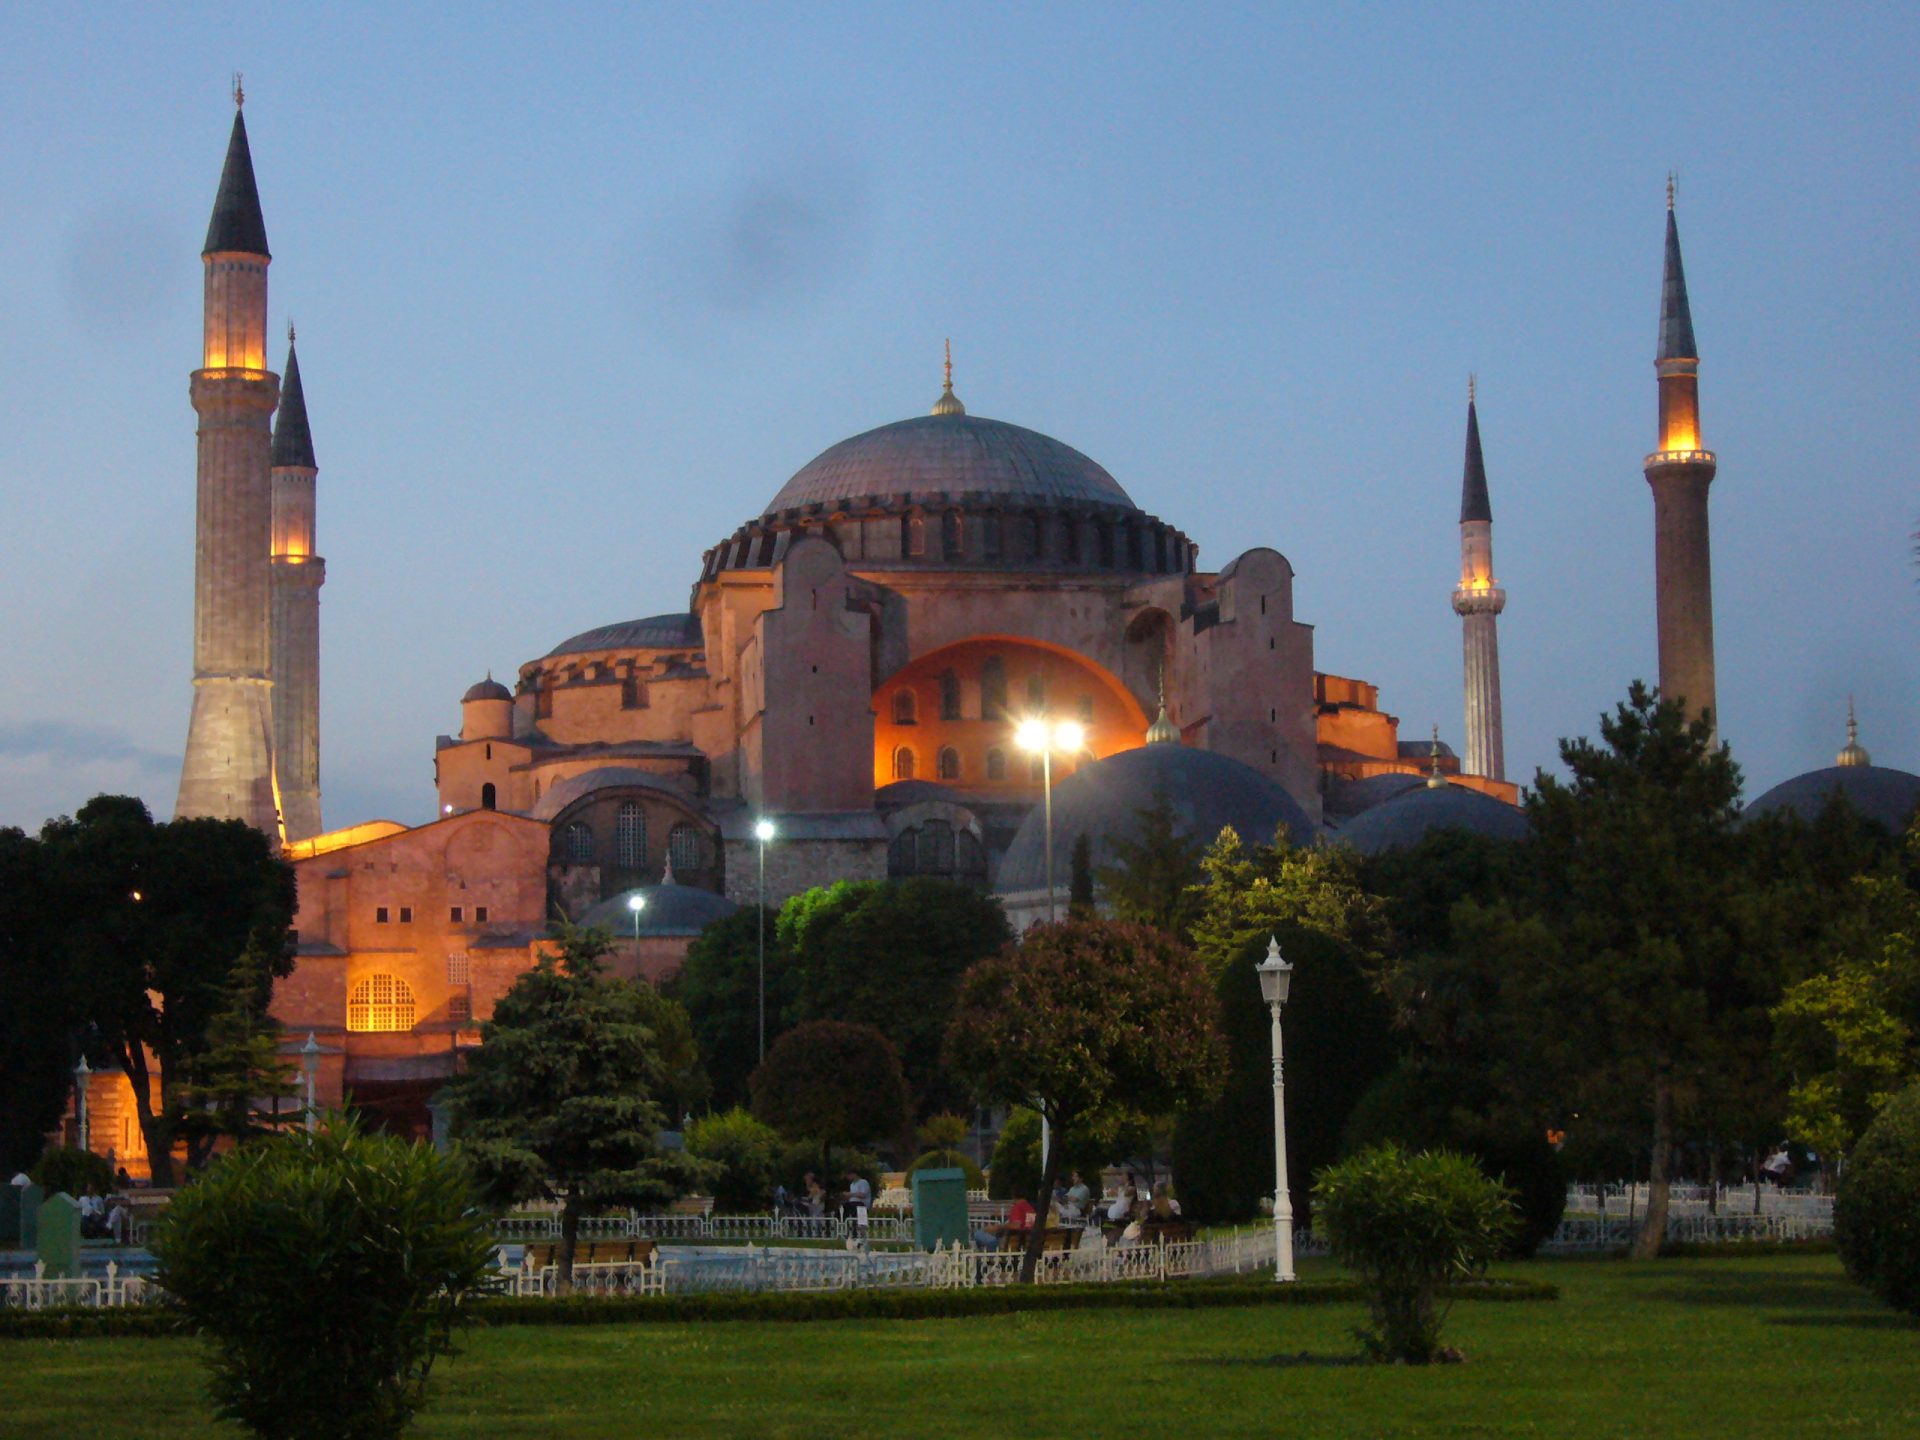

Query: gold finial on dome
left=1146, top=664, right=1179, bottom=745
left=932, top=338, right=966, bottom=417
left=1427, top=725, right=1446, bottom=788
left=1837, top=697, right=1871, bottom=768
left=233, top=72, right=245, bottom=109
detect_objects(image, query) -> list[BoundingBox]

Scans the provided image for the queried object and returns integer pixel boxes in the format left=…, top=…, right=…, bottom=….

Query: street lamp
left=754, top=818, right=776, bottom=1063
left=1256, top=935, right=1296, bottom=1282
left=627, top=892, right=646, bottom=944
left=300, top=1033, right=321, bottom=1134
left=74, top=1056, right=91, bottom=1153
left=1014, top=718, right=1086, bottom=923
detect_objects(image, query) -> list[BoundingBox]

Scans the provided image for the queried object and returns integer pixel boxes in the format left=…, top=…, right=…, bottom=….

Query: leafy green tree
left=748, top=1019, right=910, bottom=1171
left=1314, top=1144, right=1517, bottom=1363
left=626, top=972, right=711, bottom=1124
left=173, top=938, right=299, bottom=1149
left=781, top=878, right=1010, bottom=1113
left=667, top=905, right=792, bottom=1111
left=29, top=1145, right=113, bottom=1197
left=946, top=918, right=1225, bottom=1281
left=1835, top=1079, right=1920, bottom=1316
left=1095, top=791, right=1208, bottom=938
left=154, top=1114, right=496, bottom=1440
left=684, top=1108, right=783, bottom=1212
left=41, top=796, right=296, bottom=1184
left=0, top=826, right=73, bottom=1174
left=444, top=927, right=708, bottom=1291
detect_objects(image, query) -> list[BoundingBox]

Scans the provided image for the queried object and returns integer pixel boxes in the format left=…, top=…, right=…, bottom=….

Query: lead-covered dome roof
left=1330, top=783, right=1529, bottom=855
left=1745, top=765, right=1920, bottom=834
left=546, top=612, right=703, bottom=659
left=579, top=884, right=738, bottom=937
left=766, top=413, right=1137, bottom=516
left=995, top=745, right=1312, bottom=897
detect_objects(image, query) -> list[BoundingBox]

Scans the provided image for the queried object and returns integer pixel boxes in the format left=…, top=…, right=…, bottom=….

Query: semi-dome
left=1745, top=765, right=1920, bottom=834
left=1330, top=783, right=1529, bottom=856
left=579, top=883, right=738, bottom=938
left=546, top=612, right=702, bottom=659
left=995, top=745, right=1312, bottom=897
left=463, top=676, right=512, bottom=703
left=766, top=413, right=1137, bottom=516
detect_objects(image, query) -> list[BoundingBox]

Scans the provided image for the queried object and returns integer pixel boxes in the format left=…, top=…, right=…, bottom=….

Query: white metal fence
left=0, top=1261, right=159, bottom=1310
left=491, top=1212, right=921, bottom=1246
left=1563, top=1183, right=1833, bottom=1220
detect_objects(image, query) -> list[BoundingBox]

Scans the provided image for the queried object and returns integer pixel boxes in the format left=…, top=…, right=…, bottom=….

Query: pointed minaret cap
left=272, top=327, right=315, bottom=469
left=203, top=90, right=270, bottom=258
left=1145, top=666, right=1179, bottom=745
left=1656, top=176, right=1696, bottom=362
left=1460, top=376, right=1491, bottom=523
left=1836, top=698, right=1872, bottom=768
left=1427, top=725, right=1447, bottom=788
left=931, top=338, right=966, bottom=416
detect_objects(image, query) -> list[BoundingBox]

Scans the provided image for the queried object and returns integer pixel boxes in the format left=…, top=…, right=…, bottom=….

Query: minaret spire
left=177, top=97, right=282, bottom=835
left=1643, top=183, right=1719, bottom=736
left=1426, top=725, right=1446, bottom=789
left=1451, top=380, right=1506, bottom=780
left=932, top=338, right=965, bottom=416
left=1836, top=698, right=1871, bottom=768
left=270, top=329, right=326, bottom=840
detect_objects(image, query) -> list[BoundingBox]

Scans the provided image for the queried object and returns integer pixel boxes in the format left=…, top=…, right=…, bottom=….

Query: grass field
left=6, top=1254, right=1913, bottom=1439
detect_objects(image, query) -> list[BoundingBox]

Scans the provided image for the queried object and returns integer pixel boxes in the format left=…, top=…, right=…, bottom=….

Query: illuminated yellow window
left=347, top=974, right=417, bottom=1033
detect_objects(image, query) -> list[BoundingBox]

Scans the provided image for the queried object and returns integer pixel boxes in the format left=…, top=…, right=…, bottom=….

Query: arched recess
left=1123, top=607, right=1177, bottom=706
left=870, top=636, right=1151, bottom=793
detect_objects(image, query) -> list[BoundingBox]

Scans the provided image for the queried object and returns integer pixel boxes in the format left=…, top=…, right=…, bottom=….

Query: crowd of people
left=972, top=1170, right=1183, bottom=1251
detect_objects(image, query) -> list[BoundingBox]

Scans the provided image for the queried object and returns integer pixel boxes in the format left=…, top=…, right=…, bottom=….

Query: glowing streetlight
left=754, top=818, right=777, bottom=1063
left=1255, top=936, right=1296, bottom=1283
left=1015, top=717, right=1086, bottom=923
left=627, top=891, right=646, bottom=945
left=74, top=1055, right=91, bottom=1153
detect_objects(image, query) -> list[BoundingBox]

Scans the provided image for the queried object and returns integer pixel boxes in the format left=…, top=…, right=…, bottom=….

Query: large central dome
left=765, top=412, right=1138, bottom=516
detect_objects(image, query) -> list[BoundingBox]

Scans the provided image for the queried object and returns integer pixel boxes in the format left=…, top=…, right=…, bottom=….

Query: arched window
left=941, top=509, right=964, bottom=560
left=562, top=822, right=595, bottom=864
left=480, top=782, right=496, bottom=811
left=904, top=514, right=926, bottom=557
left=892, top=689, right=917, bottom=725
left=982, top=512, right=1003, bottom=561
left=917, top=820, right=956, bottom=874
left=892, top=746, right=916, bottom=781
left=985, top=747, right=1007, bottom=781
left=347, top=974, right=416, bottom=1033
left=1026, top=514, right=1044, bottom=559
left=615, top=803, right=646, bottom=869
left=668, top=823, right=703, bottom=873
left=981, top=656, right=1008, bottom=721
left=937, top=746, right=960, bottom=781
left=940, top=669, right=962, bottom=721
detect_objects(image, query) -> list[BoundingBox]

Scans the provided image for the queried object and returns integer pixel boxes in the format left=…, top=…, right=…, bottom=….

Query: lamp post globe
left=753, top=819, right=776, bottom=1063
left=627, top=891, right=646, bottom=944
left=1014, top=718, right=1087, bottom=924
left=1256, top=935, right=1296, bottom=1283
left=74, top=1055, right=91, bottom=1153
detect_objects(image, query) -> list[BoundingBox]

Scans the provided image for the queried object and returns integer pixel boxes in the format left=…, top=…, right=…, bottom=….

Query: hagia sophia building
left=74, top=100, right=1919, bottom=1163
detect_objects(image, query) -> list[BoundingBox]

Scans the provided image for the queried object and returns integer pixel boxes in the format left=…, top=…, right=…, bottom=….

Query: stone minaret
left=270, top=328, right=324, bottom=840
left=175, top=94, right=282, bottom=835
left=1450, top=379, right=1506, bottom=781
left=1643, top=179, right=1719, bottom=734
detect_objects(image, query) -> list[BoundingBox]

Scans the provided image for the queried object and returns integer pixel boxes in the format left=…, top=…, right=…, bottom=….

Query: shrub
left=152, top=1114, right=498, bottom=1440
left=684, top=1109, right=783, bottom=1212
left=29, top=1145, right=114, bottom=1198
left=905, top=1148, right=984, bottom=1189
left=775, top=1141, right=882, bottom=1199
left=750, top=1020, right=910, bottom=1169
left=1314, top=1143, right=1517, bottom=1363
left=1835, top=1080, right=1920, bottom=1316
left=985, top=1107, right=1114, bottom=1201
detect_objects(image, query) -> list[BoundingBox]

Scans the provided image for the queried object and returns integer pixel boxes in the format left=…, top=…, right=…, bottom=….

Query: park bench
left=997, top=1227, right=1078, bottom=1254
left=525, top=1239, right=659, bottom=1270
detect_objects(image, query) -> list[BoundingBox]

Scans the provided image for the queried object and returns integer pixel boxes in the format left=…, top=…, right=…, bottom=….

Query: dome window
left=892, top=746, right=917, bottom=781
left=668, top=823, right=704, bottom=873
left=480, top=782, right=496, bottom=810
left=938, top=747, right=961, bottom=781
left=347, top=974, right=416, bottom=1033
left=941, top=509, right=964, bottom=560
left=562, top=822, right=595, bottom=865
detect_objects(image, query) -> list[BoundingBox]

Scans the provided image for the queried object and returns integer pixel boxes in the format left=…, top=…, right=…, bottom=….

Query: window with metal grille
left=615, top=803, right=647, bottom=869
left=446, top=951, right=470, bottom=985
left=668, top=823, right=703, bottom=872
left=937, top=747, right=960, bottom=781
left=448, top=993, right=472, bottom=1024
left=892, top=689, right=917, bottom=725
left=563, top=822, right=594, bottom=864
left=347, top=974, right=416, bottom=1033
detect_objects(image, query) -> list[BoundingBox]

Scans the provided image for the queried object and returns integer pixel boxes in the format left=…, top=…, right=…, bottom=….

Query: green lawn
left=8, top=1255, right=1914, bottom=1438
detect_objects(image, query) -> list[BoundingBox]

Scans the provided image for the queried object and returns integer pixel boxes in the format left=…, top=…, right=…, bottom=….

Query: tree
left=172, top=937, right=299, bottom=1150
left=444, top=927, right=708, bottom=1291
left=1095, top=791, right=1208, bottom=938
left=748, top=1019, right=910, bottom=1171
left=1834, top=1079, right=1920, bottom=1316
left=0, top=826, right=73, bottom=1174
left=684, top=1109, right=784, bottom=1212
left=627, top=973, right=711, bottom=1124
left=781, top=879, right=1010, bottom=1114
left=1067, top=833, right=1095, bottom=917
left=945, top=918, right=1225, bottom=1281
left=154, top=1114, right=496, bottom=1440
left=42, top=796, right=296, bottom=1184
left=667, top=905, right=792, bottom=1111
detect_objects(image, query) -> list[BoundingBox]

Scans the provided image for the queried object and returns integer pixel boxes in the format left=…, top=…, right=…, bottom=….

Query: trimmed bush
left=775, top=1142, right=881, bottom=1199
left=29, top=1145, right=114, bottom=1198
left=985, top=1107, right=1119, bottom=1202
left=905, top=1148, right=984, bottom=1189
left=1314, top=1143, right=1518, bottom=1363
left=1835, top=1081, right=1920, bottom=1316
left=152, top=1115, right=498, bottom=1440
left=684, top=1109, right=782, bottom=1212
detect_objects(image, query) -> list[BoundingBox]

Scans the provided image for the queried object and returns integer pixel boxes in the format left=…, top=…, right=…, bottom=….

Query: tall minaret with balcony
left=270, top=327, right=324, bottom=841
left=1450, top=378, right=1506, bottom=781
left=175, top=87, right=282, bottom=834
left=1643, top=178, right=1719, bottom=734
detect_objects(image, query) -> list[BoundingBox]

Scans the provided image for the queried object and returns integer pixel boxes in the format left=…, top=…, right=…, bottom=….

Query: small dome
left=1330, top=783, right=1529, bottom=856
left=547, top=612, right=703, bottom=659
left=579, top=884, right=738, bottom=938
left=1746, top=765, right=1920, bottom=834
left=1325, top=772, right=1427, bottom=820
left=766, top=414, right=1137, bottom=516
left=995, top=745, right=1312, bottom=897
left=463, top=676, right=512, bottom=703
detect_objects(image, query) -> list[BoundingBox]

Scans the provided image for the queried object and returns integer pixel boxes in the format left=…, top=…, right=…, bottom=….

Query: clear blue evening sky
left=2, top=4, right=1915, bottom=831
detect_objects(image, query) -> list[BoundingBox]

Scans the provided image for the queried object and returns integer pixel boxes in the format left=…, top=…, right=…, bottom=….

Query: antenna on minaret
left=1468, top=372, right=1476, bottom=406
left=287, top=317, right=295, bottom=346
left=1667, top=171, right=1676, bottom=211
left=944, top=338, right=953, bottom=390
left=233, top=72, right=245, bottom=109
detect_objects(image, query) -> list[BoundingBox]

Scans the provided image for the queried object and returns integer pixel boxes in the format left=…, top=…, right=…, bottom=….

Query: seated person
left=802, top=1173, right=826, bottom=1217
left=1065, top=1170, right=1093, bottom=1220
left=1149, top=1181, right=1181, bottom=1221
left=973, top=1193, right=1037, bottom=1250
left=1106, top=1178, right=1136, bottom=1225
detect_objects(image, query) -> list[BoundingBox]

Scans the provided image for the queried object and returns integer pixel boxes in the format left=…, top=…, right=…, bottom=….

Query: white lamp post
left=627, top=891, right=646, bottom=945
left=1015, top=717, right=1085, bottom=923
left=1256, top=935, right=1296, bottom=1282
left=300, top=1033, right=321, bottom=1133
left=754, top=818, right=776, bottom=1063
left=74, top=1056, right=91, bottom=1153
